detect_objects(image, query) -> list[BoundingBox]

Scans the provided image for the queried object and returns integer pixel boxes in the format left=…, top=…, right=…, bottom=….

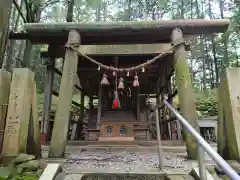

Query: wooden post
left=97, top=84, right=102, bottom=130
left=41, top=58, right=55, bottom=144
left=136, top=87, right=140, bottom=121
left=219, top=68, right=240, bottom=160
left=167, top=77, right=172, bottom=139
left=155, top=108, right=164, bottom=169
left=147, top=108, right=152, bottom=140
left=89, top=96, right=93, bottom=109
left=75, top=92, right=85, bottom=139
left=171, top=28, right=197, bottom=159
left=0, top=0, right=13, bottom=67
left=0, top=70, right=11, bottom=152
left=49, top=30, right=80, bottom=157
left=2, top=68, right=34, bottom=160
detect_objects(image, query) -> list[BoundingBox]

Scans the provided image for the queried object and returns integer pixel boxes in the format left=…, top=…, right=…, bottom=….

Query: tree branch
left=42, top=0, right=62, bottom=9
left=24, top=0, right=32, bottom=22
left=13, top=0, right=27, bottom=23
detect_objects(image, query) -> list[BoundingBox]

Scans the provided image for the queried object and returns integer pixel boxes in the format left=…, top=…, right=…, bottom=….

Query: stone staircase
left=101, top=110, right=137, bottom=122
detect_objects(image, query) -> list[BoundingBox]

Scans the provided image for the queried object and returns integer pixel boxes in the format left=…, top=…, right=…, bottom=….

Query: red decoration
left=112, top=91, right=121, bottom=109
left=112, top=98, right=120, bottom=109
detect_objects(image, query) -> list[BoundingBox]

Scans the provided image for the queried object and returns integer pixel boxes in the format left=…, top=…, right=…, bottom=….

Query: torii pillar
left=171, top=28, right=198, bottom=159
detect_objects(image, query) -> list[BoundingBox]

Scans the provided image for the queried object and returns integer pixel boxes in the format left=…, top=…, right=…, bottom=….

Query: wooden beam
left=10, top=20, right=229, bottom=44
left=2, top=68, right=34, bottom=158
left=0, top=70, right=11, bottom=152
left=41, top=44, right=190, bottom=58
left=54, top=67, right=86, bottom=95
left=52, top=90, right=81, bottom=107
left=171, top=28, right=198, bottom=159
left=78, top=44, right=173, bottom=55
left=49, top=30, right=81, bottom=157
left=24, top=19, right=229, bottom=33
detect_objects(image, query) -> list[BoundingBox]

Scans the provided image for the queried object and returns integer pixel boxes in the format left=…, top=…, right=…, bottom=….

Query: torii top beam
left=10, top=19, right=230, bottom=45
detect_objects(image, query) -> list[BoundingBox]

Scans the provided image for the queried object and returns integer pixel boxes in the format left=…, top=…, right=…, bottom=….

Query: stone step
left=42, top=145, right=187, bottom=154
left=66, top=140, right=187, bottom=146
left=56, top=172, right=194, bottom=180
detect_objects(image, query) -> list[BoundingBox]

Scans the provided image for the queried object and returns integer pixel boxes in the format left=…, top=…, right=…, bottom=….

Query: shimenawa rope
left=65, top=42, right=184, bottom=72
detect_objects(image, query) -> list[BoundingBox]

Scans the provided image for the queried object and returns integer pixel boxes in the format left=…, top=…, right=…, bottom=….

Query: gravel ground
left=60, top=151, right=216, bottom=173
left=50, top=146, right=218, bottom=180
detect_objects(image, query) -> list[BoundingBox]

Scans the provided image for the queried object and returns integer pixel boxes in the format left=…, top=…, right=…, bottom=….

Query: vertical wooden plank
left=220, top=68, right=240, bottom=160
left=49, top=30, right=80, bottom=157
left=2, top=68, right=34, bottom=158
left=97, top=84, right=102, bottom=130
left=147, top=108, right=152, bottom=140
left=75, top=92, right=85, bottom=140
left=0, top=70, right=11, bottom=152
left=136, top=87, right=140, bottom=121
left=41, top=58, right=55, bottom=144
left=171, top=28, right=197, bottom=159
left=31, top=81, right=41, bottom=158
left=155, top=109, right=164, bottom=169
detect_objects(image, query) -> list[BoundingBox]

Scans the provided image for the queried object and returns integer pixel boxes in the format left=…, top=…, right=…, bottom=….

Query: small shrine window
left=106, top=125, right=113, bottom=136
left=120, top=125, right=126, bottom=136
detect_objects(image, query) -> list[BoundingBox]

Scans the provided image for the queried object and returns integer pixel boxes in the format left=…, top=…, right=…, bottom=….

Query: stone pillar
left=49, top=30, right=80, bottom=157
left=171, top=28, right=198, bottom=159
left=218, top=68, right=240, bottom=160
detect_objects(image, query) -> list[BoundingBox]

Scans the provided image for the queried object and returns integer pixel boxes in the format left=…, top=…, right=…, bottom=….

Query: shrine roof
left=9, top=19, right=229, bottom=45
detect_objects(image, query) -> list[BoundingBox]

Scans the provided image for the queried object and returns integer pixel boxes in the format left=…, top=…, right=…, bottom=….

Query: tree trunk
left=218, top=0, right=229, bottom=67
left=103, top=0, right=107, bottom=21
left=66, top=0, right=74, bottom=22
left=195, top=0, right=207, bottom=91
left=15, top=41, right=25, bottom=67
left=96, top=0, right=101, bottom=21
left=0, top=0, right=13, bottom=68
left=208, top=0, right=219, bottom=86
left=22, top=40, right=32, bottom=68
left=6, top=0, right=24, bottom=71
left=125, top=0, right=132, bottom=21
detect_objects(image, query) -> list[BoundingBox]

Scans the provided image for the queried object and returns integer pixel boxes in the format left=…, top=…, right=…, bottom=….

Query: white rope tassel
left=118, top=77, right=124, bottom=89
left=101, top=73, right=109, bottom=85
left=133, top=75, right=140, bottom=87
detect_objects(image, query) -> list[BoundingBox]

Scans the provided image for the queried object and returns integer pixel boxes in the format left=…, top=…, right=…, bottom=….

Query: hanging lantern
left=118, top=77, right=124, bottom=89
left=101, top=73, right=109, bottom=85
left=142, top=67, right=145, bottom=72
left=133, top=74, right=140, bottom=87
left=113, top=71, right=116, bottom=76
left=98, top=66, right=100, bottom=71
left=127, top=71, right=130, bottom=76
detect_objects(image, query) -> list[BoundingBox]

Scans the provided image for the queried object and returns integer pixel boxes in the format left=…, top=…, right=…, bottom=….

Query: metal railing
left=153, top=99, right=240, bottom=180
